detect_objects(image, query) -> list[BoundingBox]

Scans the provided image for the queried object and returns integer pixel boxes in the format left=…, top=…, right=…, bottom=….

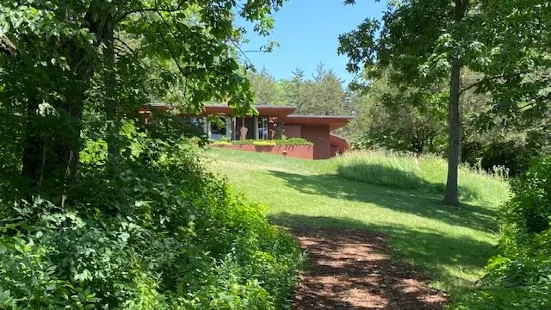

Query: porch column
left=225, top=117, right=231, bottom=139
left=241, top=117, right=245, bottom=141
left=231, top=117, right=236, bottom=140
left=203, top=117, right=210, bottom=138
left=254, top=116, right=259, bottom=140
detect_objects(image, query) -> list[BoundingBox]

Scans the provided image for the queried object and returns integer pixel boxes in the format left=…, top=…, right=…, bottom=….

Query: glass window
left=183, top=116, right=205, bottom=132
left=258, top=117, right=269, bottom=140
left=210, top=117, right=227, bottom=140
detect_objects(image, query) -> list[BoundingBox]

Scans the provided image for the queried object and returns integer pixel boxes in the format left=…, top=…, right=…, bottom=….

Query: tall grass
left=337, top=150, right=509, bottom=203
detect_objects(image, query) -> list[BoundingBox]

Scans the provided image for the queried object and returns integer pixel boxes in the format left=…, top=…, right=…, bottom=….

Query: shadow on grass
left=267, top=170, right=497, bottom=233
left=290, top=224, right=448, bottom=309
left=338, top=163, right=479, bottom=200
left=271, top=213, right=495, bottom=288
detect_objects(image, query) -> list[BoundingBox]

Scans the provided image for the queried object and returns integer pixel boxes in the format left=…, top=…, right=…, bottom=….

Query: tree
left=0, top=0, right=284, bottom=199
left=298, top=64, right=347, bottom=115
left=247, top=68, right=282, bottom=105
left=279, top=68, right=305, bottom=107
left=349, top=73, right=447, bottom=154
left=339, top=0, right=551, bottom=205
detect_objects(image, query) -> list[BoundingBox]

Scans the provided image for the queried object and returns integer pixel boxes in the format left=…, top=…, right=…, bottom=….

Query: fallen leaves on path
left=291, top=227, right=448, bottom=310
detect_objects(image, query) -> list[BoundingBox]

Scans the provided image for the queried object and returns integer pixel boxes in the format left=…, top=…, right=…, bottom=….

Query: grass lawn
left=204, top=147, right=510, bottom=299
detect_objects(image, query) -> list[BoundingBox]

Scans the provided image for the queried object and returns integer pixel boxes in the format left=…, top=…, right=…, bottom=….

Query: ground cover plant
left=0, top=122, right=302, bottom=309
left=212, top=138, right=313, bottom=147
left=0, top=1, right=303, bottom=308
left=454, top=157, right=551, bottom=309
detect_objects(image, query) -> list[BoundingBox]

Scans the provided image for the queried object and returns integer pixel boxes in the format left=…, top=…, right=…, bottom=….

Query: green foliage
left=462, top=131, right=550, bottom=177
left=217, top=138, right=313, bottom=146
left=0, top=121, right=302, bottom=309
left=455, top=158, right=551, bottom=309
left=339, top=0, right=551, bottom=204
left=337, top=150, right=508, bottom=203
left=0, top=0, right=286, bottom=196
left=347, top=72, right=448, bottom=154
left=347, top=67, right=551, bottom=178
left=274, top=138, right=313, bottom=146
left=247, top=68, right=283, bottom=106
left=295, top=65, right=348, bottom=115
left=253, top=140, right=277, bottom=146
left=246, top=64, right=351, bottom=117
left=0, top=1, right=302, bottom=308
left=211, top=140, right=233, bottom=146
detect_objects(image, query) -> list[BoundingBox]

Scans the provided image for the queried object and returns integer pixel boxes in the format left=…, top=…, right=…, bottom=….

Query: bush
left=211, top=140, right=232, bottom=146
left=462, top=132, right=547, bottom=177
left=0, top=121, right=302, bottom=309
left=216, top=138, right=313, bottom=146
left=274, top=138, right=313, bottom=146
left=253, top=140, right=277, bottom=146
left=454, top=157, right=551, bottom=309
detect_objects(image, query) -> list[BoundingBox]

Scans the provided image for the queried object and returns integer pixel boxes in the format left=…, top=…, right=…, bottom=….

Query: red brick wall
left=284, top=125, right=302, bottom=138
left=300, top=125, right=331, bottom=159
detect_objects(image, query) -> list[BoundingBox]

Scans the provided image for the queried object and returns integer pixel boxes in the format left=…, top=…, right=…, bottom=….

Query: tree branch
left=0, top=34, right=17, bottom=56
left=460, top=72, right=526, bottom=94
left=152, top=10, right=187, bottom=78
left=116, top=6, right=185, bottom=24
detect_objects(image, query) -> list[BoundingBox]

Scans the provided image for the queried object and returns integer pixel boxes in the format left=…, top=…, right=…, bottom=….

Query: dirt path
left=291, top=227, right=448, bottom=310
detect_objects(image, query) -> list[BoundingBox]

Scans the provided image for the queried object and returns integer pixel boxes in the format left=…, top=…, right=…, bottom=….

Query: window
left=210, top=117, right=228, bottom=140
left=258, top=117, right=269, bottom=140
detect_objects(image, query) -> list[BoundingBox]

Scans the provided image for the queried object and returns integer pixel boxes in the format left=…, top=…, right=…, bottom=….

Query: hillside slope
left=205, top=148, right=509, bottom=297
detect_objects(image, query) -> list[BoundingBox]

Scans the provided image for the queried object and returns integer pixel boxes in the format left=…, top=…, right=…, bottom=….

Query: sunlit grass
left=337, top=150, right=509, bottom=204
left=204, top=147, right=510, bottom=297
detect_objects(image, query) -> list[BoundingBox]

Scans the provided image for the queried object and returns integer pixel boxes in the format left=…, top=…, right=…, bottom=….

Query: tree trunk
left=104, top=22, right=119, bottom=158
left=20, top=96, right=43, bottom=189
left=443, top=0, right=468, bottom=206
left=19, top=3, right=115, bottom=201
left=443, top=55, right=462, bottom=206
left=20, top=88, right=85, bottom=199
left=20, top=42, right=89, bottom=200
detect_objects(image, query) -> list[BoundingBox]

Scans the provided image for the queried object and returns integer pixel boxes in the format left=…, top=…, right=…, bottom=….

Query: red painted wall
left=284, top=125, right=302, bottom=138
left=331, top=145, right=339, bottom=158
left=300, top=125, right=331, bottom=159
left=213, top=144, right=314, bottom=160
left=217, top=124, right=337, bottom=160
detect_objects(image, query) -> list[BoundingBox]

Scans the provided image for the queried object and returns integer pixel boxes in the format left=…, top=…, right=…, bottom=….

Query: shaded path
left=292, top=227, right=448, bottom=310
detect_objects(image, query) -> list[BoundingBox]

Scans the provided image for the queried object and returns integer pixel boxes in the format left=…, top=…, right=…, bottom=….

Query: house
left=141, top=104, right=352, bottom=160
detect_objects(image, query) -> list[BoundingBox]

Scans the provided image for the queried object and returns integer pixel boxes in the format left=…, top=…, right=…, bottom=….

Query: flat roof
left=141, top=104, right=353, bottom=131
left=284, top=115, right=353, bottom=130
left=202, top=105, right=296, bottom=118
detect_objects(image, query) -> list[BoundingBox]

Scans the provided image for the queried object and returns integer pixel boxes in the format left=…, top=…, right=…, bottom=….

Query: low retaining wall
left=212, top=144, right=314, bottom=160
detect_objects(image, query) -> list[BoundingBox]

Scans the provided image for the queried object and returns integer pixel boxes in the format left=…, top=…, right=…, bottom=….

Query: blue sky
left=238, top=0, right=387, bottom=83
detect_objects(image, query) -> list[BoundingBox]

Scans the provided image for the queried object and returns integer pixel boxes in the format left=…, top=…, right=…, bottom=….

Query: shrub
left=454, top=157, right=551, bottom=309
left=252, top=140, right=276, bottom=146
left=274, top=138, right=313, bottom=146
left=0, top=121, right=302, bottom=309
left=215, top=138, right=313, bottom=146
left=211, top=140, right=232, bottom=146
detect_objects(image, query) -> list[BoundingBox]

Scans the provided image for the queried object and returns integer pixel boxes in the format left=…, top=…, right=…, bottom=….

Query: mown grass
left=204, top=147, right=510, bottom=300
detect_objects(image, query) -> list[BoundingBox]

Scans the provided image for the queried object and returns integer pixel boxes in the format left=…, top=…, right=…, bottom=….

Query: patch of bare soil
left=291, top=227, right=448, bottom=310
